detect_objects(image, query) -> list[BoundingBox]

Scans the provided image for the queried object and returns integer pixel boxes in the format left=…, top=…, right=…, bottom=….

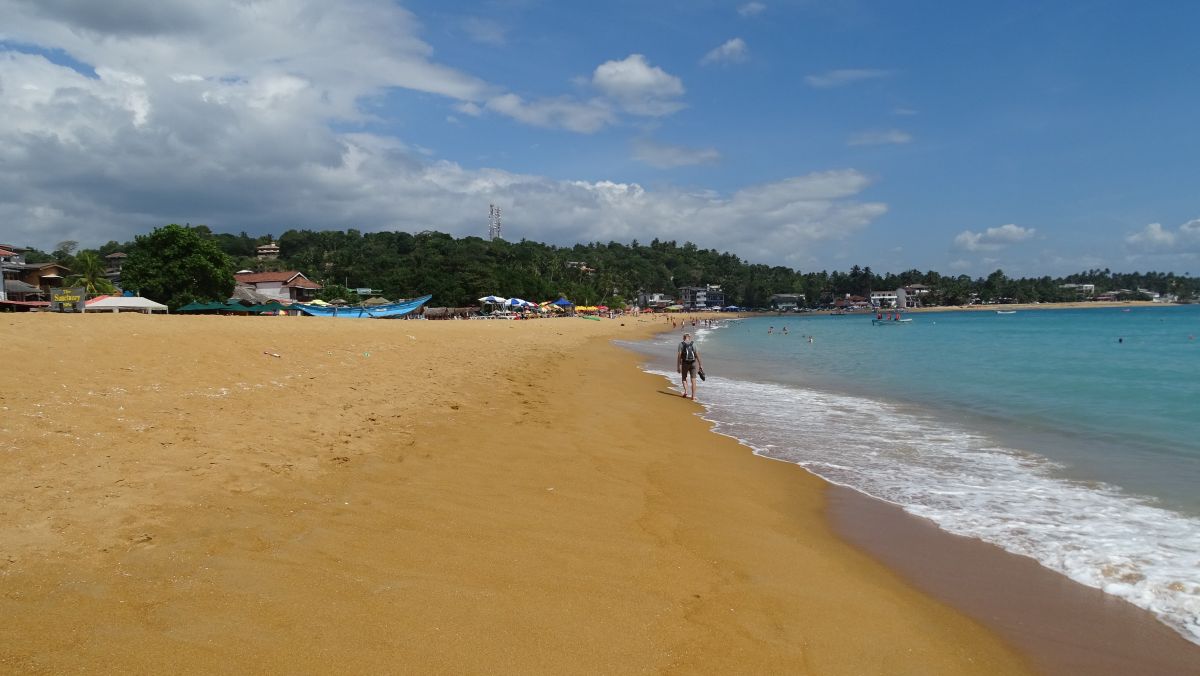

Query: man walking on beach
left=677, top=333, right=703, bottom=400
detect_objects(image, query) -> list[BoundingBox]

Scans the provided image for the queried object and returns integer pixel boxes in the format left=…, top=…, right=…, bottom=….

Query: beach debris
left=264, top=351, right=281, bottom=358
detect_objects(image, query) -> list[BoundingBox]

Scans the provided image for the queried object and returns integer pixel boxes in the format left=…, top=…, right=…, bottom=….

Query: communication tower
left=488, top=204, right=503, bottom=241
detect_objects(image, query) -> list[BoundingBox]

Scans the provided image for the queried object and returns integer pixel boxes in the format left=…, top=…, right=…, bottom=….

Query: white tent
left=84, top=296, right=169, bottom=314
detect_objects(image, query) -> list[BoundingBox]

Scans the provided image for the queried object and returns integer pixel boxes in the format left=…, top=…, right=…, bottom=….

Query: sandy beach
left=0, top=312, right=1039, bottom=674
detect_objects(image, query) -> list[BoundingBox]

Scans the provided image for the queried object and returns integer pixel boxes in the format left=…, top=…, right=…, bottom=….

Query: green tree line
left=20, top=226, right=1199, bottom=309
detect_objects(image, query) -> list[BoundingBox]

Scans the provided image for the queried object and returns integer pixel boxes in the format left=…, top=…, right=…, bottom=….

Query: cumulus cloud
left=701, top=38, right=748, bottom=65
left=1, top=0, right=493, bottom=111
left=591, top=54, right=685, bottom=116
left=485, top=94, right=614, bottom=134
left=738, top=2, right=766, bottom=17
left=847, top=129, right=912, bottom=146
left=954, top=224, right=1036, bottom=252
left=632, top=140, right=721, bottom=168
left=805, top=68, right=891, bottom=88
left=0, top=0, right=885, bottom=264
left=1125, top=218, right=1200, bottom=253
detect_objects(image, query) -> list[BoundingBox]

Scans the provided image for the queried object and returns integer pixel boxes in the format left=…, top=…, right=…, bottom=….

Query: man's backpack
left=680, top=341, right=696, bottom=363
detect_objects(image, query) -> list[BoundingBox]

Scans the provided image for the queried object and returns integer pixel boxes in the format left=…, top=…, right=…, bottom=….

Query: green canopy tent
left=176, top=302, right=209, bottom=313
left=177, top=301, right=225, bottom=313
left=250, top=301, right=291, bottom=315
left=219, top=303, right=255, bottom=314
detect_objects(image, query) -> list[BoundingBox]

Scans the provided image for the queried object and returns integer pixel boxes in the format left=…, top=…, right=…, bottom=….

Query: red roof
left=234, top=271, right=321, bottom=289
left=0, top=299, right=50, bottom=307
left=85, top=295, right=113, bottom=305
left=0, top=249, right=16, bottom=258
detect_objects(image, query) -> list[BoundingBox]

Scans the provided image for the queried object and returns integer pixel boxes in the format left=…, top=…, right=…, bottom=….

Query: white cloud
left=954, top=224, right=1036, bottom=252
left=738, top=2, right=766, bottom=17
left=454, top=101, right=484, bottom=117
left=462, top=17, right=507, bottom=47
left=0, top=0, right=493, bottom=112
left=0, top=1, right=886, bottom=265
left=484, top=94, right=614, bottom=134
left=1125, top=218, right=1200, bottom=253
left=591, top=54, right=685, bottom=116
left=0, top=0, right=682, bottom=137
left=632, top=140, right=721, bottom=168
left=701, top=38, right=748, bottom=66
left=847, top=129, right=912, bottom=146
left=805, top=68, right=891, bottom=88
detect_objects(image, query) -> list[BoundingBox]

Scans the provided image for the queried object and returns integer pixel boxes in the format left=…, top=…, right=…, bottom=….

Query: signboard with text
left=51, top=287, right=86, bottom=313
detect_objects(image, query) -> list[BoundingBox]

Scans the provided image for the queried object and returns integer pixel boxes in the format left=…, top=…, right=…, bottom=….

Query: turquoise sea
left=638, top=305, right=1200, bottom=645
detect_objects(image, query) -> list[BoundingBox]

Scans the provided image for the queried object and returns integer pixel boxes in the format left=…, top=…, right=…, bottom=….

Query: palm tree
left=65, top=251, right=116, bottom=295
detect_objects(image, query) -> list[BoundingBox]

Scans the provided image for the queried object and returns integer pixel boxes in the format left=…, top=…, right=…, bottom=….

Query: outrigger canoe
left=294, top=294, right=433, bottom=318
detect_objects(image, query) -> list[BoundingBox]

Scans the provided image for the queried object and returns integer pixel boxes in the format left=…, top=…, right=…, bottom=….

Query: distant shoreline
left=906, top=300, right=1175, bottom=313
left=737, top=300, right=1178, bottom=317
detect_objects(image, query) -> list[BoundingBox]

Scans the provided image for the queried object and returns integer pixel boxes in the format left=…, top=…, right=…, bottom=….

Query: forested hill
left=41, top=226, right=1200, bottom=307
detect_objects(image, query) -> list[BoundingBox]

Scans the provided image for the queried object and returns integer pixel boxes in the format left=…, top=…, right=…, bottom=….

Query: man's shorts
left=681, top=360, right=697, bottom=377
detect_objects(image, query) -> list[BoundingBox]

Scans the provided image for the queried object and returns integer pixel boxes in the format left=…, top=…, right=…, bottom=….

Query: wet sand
left=0, top=313, right=1028, bottom=674
left=827, top=487, right=1200, bottom=675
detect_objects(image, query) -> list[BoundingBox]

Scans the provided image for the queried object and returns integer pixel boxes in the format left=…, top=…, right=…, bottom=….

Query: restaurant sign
left=52, top=287, right=86, bottom=313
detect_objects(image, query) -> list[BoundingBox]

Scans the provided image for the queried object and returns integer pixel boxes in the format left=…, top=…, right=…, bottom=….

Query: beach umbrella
left=552, top=297, right=573, bottom=307
left=505, top=297, right=530, bottom=308
left=478, top=295, right=508, bottom=304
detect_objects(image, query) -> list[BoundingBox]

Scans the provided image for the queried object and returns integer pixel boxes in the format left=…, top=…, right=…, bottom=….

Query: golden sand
left=0, top=313, right=1030, bottom=674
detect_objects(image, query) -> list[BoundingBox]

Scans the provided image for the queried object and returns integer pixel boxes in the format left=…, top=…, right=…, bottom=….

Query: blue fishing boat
left=294, top=294, right=433, bottom=318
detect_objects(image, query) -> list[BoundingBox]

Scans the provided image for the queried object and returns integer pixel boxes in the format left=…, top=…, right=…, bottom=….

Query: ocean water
left=635, top=306, right=1200, bottom=645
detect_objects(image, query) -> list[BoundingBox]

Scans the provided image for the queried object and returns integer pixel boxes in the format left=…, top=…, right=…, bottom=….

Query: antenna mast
left=488, top=204, right=503, bottom=241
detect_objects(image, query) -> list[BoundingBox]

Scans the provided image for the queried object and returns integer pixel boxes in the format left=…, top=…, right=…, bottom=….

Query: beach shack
left=233, top=271, right=321, bottom=303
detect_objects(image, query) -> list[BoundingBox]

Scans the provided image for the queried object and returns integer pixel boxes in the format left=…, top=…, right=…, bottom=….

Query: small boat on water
left=294, top=294, right=433, bottom=318
left=996, top=310, right=1017, bottom=315
left=872, top=288, right=913, bottom=325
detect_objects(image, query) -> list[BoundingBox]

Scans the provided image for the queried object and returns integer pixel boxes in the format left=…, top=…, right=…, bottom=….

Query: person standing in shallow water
left=677, top=333, right=703, bottom=400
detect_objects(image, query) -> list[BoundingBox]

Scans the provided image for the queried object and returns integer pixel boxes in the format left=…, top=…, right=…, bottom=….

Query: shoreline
left=0, top=313, right=1029, bottom=673
left=642, top=315, right=1200, bottom=672
left=827, top=486, right=1200, bottom=675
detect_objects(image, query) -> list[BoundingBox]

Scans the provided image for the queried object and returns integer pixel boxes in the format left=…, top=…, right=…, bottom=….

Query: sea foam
left=644, top=366, right=1200, bottom=646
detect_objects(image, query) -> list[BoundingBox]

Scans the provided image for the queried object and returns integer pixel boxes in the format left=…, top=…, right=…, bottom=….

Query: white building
left=1060, top=283, right=1096, bottom=296
left=640, top=292, right=673, bottom=308
left=870, top=290, right=898, bottom=307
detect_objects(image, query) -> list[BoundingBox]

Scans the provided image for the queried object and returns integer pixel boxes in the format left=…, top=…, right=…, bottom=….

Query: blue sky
left=1, top=0, right=1198, bottom=274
